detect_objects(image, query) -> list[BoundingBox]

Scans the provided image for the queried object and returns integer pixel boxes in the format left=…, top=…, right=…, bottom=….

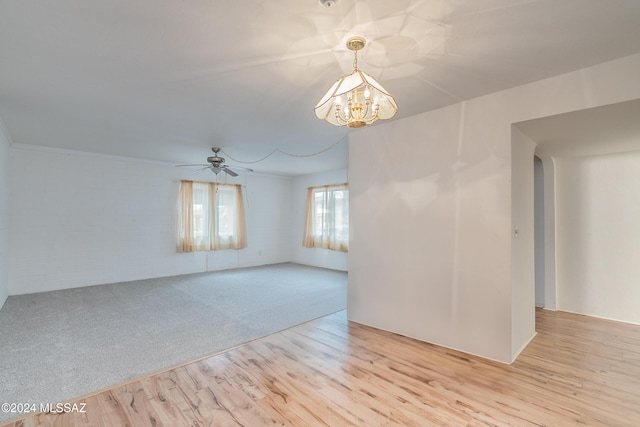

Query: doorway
left=534, top=155, right=545, bottom=308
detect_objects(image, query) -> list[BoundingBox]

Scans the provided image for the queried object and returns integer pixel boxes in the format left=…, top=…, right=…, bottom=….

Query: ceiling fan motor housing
left=207, top=155, right=224, bottom=166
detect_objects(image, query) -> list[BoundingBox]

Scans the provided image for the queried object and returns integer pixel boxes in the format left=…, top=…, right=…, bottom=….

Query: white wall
left=291, top=168, right=348, bottom=271
left=0, top=121, right=10, bottom=309
left=348, top=53, right=640, bottom=363
left=243, top=172, right=292, bottom=267
left=555, top=151, right=640, bottom=324
left=349, top=101, right=514, bottom=363
left=8, top=145, right=292, bottom=295
left=511, top=128, right=537, bottom=357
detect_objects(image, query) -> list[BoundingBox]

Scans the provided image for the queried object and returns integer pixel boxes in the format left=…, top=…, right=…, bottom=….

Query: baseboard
left=558, top=308, right=640, bottom=326
left=511, top=331, right=537, bottom=363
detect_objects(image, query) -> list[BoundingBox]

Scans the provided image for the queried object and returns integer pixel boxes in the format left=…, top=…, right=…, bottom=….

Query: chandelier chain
left=220, top=137, right=345, bottom=164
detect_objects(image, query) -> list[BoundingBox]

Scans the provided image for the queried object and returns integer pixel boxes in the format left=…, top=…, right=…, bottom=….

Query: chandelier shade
left=314, top=37, right=398, bottom=128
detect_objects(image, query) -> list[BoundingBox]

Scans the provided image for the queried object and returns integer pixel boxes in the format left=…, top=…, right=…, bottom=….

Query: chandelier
left=314, top=36, right=398, bottom=128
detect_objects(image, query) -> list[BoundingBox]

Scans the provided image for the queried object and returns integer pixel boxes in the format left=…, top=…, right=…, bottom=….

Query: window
left=176, top=181, right=247, bottom=252
left=303, top=183, right=349, bottom=252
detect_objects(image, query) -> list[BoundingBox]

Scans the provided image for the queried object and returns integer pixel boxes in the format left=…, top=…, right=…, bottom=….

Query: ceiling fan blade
left=175, top=164, right=209, bottom=167
left=194, top=166, right=211, bottom=172
left=228, top=164, right=254, bottom=172
left=223, top=167, right=238, bottom=177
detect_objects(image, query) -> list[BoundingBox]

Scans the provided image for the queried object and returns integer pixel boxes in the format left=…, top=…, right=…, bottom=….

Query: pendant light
left=314, top=36, right=398, bottom=128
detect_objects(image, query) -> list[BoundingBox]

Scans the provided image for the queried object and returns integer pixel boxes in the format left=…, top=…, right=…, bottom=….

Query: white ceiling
left=1, top=0, right=640, bottom=175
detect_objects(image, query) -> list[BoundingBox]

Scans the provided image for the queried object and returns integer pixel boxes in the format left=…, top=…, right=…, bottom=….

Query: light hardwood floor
left=3, top=309, right=640, bottom=426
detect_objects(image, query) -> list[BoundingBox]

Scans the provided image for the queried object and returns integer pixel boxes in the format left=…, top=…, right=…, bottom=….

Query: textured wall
left=349, top=101, right=514, bottom=363
left=8, top=147, right=292, bottom=295
left=0, top=123, right=9, bottom=308
left=511, top=127, right=537, bottom=357
left=348, top=53, right=640, bottom=363
left=556, top=152, right=640, bottom=324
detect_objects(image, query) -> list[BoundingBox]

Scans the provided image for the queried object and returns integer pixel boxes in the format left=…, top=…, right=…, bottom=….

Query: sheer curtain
left=213, top=184, right=247, bottom=250
left=176, top=180, right=247, bottom=252
left=303, top=183, right=349, bottom=252
left=176, top=180, right=195, bottom=252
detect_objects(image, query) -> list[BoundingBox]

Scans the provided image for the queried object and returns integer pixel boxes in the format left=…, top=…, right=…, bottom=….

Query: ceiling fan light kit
left=315, top=36, right=398, bottom=128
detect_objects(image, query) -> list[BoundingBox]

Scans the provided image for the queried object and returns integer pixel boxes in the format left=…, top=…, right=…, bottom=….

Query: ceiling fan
left=176, top=147, right=253, bottom=177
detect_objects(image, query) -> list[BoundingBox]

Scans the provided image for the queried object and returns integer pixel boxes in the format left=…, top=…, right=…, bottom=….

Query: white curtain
left=213, top=183, right=247, bottom=250
left=303, top=183, right=349, bottom=252
left=176, top=181, right=247, bottom=252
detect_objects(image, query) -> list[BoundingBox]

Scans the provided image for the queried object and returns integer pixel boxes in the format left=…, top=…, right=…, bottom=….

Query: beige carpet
left=0, top=263, right=347, bottom=423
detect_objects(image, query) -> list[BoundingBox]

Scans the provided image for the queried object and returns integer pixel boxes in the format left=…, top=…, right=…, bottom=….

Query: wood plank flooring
left=3, top=309, right=640, bottom=426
